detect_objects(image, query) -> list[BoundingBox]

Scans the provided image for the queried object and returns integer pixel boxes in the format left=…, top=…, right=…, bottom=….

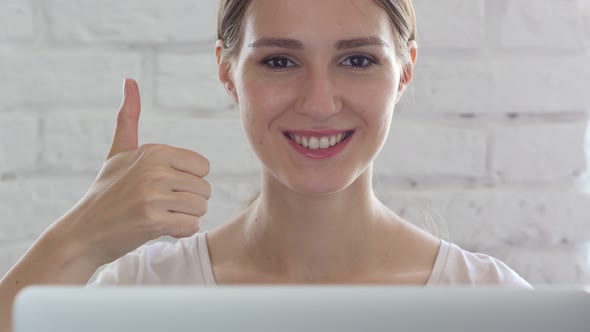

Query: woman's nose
left=298, top=69, right=342, bottom=119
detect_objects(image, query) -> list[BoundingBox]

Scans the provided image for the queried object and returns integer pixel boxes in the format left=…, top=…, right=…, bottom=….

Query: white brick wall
left=0, top=0, right=34, bottom=42
left=405, top=56, right=590, bottom=113
left=0, top=115, right=37, bottom=173
left=0, top=50, right=142, bottom=108
left=412, top=0, right=485, bottom=50
left=156, top=53, right=234, bottom=110
left=376, top=119, right=488, bottom=177
left=46, top=0, right=218, bottom=43
left=492, top=120, right=588, bottom=182
left=1, top=0, right=590, bottom=286
left=487, top=0, right=590, bottom=50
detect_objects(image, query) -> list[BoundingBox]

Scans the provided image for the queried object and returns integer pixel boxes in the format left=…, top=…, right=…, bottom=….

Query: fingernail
left=123, top=78, right=128, bottom=97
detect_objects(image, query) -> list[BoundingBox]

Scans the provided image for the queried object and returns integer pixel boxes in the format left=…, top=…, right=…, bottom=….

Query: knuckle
left=138, top=204, right=160, bottom=222
left=135, top=191, right=161, bottom=220
left=143, top=168, right=168, bottom=185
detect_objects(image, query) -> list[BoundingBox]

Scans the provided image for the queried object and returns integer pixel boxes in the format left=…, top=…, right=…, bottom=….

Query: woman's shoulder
left=428, top=240, right=532, bottom=288
left=85, top=232, right=214, bottom=286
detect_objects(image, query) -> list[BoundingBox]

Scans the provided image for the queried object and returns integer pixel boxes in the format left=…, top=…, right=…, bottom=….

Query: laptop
left=13, top=285, right=590, bottom=332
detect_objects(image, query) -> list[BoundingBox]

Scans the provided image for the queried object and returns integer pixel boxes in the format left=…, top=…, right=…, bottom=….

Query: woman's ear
left=216, top=39, right=238, bottom=103
left=396, top=40, right=418, bottom=104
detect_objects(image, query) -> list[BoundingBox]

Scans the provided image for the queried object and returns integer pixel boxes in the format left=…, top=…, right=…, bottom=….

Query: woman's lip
left=283, top=129, right=354, bottom=136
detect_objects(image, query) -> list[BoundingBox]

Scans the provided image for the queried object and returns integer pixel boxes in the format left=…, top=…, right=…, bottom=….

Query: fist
left=61, top=78, right=211, bottom=266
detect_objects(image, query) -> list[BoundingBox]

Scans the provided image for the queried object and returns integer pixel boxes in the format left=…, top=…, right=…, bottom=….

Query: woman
left=0, top=0, right=531, bottom=329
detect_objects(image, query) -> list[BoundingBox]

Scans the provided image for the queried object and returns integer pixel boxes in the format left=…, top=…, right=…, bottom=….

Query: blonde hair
left=417, top=204, right=450, bottom=241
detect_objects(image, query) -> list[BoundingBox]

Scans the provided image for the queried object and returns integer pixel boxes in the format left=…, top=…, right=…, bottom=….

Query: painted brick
left=413, top=0, right=484, bottom=50
left=489, top=57, right=590, bottom=112
left=0, top=115, right=38, bottom=174
left=0, top=176, right=94, bottom=242
left=0, top=50, right=142, bottom=109
left=492, top=121, right=588, bottom=182
left=487, top=0, right=590, bottom=50
left=375, top=120, right=488, bottom=177
left=0, top=0, right=34, bottom=42
left=405, top=57, right=493, bottom=113
left=42, top=114, right=116, bottom=173
left=46, top=0, right=218, bottom=43
left=407, top=55, right=590, bottom=113
left=156, top=53, right=235, bottom=110
left=377, top=188, right=590, bottom=248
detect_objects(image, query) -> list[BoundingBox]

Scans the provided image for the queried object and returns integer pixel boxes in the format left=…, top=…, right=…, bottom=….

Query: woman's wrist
left=38, top=218, right=103, bottom=284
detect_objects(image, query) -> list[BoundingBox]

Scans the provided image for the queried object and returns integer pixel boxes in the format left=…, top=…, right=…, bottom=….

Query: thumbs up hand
left=56, top=78, right=211, bottom=267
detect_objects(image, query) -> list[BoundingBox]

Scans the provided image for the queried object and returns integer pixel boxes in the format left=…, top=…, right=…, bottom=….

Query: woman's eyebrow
left=248, top=36, right=390, bottom=50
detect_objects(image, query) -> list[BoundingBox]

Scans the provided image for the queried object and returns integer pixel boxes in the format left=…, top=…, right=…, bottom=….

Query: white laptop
left=13, top=285, right=590, bottom=332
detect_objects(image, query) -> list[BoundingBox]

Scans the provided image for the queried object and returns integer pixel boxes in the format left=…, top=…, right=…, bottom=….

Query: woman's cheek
left=240, top=80, right=281, bottom=143
left=243, top=77, right=295, bottom=117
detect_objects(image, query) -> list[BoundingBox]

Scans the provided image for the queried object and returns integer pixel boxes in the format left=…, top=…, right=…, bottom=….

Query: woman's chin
left=264, top=164, right=367, bottom=196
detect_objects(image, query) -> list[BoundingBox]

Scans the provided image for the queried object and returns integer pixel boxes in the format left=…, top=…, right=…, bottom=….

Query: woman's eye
left=262, top=56, right=295, bottom=70
left=341, top=55, right=378, bottom=70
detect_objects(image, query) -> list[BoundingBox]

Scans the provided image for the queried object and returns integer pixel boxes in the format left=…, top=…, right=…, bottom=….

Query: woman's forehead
left=243, top=0, right=393, bottom=45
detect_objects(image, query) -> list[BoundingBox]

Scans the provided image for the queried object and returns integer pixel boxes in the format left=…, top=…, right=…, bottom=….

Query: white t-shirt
left=86, top=231, right=532, bottom=288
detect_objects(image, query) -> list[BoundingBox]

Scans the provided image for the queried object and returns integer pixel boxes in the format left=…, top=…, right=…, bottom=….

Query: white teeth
left=287, top=132, right=350, bottom=150
left=308, top=137, right=320, bottom=150
left=301, top=136, right=309, bottom=148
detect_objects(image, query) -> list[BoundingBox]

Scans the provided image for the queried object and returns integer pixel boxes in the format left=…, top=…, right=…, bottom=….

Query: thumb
left=107, top=78, right=141, bottom=160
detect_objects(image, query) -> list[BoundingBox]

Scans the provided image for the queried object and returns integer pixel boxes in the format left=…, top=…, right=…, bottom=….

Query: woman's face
left=219, top=0, right=411, bottom=195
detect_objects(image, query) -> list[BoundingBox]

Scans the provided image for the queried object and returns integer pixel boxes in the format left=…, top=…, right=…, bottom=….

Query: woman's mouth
left=282, top=129, right=355, bottom=160
left=282, top=130, right=355, bottom=150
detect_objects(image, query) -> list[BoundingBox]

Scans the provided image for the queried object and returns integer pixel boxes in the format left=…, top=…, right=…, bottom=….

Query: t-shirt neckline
left=199, top=231, right=449, bottom=287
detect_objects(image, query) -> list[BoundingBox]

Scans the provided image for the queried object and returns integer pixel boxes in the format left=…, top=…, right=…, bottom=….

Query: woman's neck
left=239, top=168, right=402, bottom=282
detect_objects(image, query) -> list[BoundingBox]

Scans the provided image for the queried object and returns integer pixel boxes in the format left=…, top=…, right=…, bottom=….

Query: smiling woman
left=86, top=0, right=532, bottom=287
left=99, top=0, right=532, bottom=288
